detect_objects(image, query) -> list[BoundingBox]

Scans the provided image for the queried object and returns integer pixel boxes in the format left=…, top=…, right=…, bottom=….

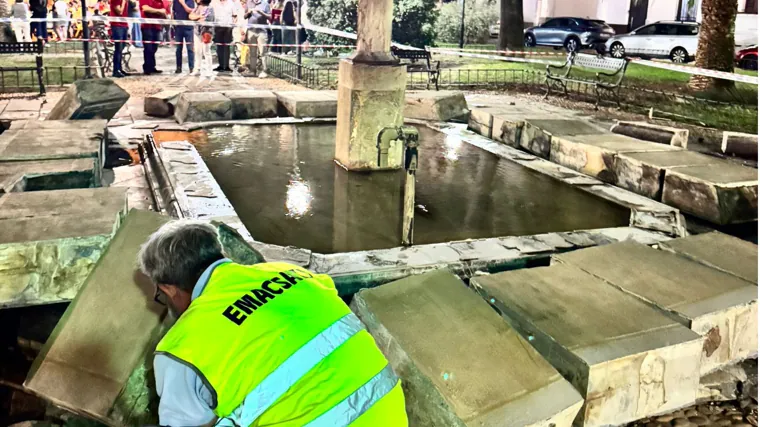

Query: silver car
left=524, top=17, right=615, bottom=52
left=605, top=21, right=700, bottom=63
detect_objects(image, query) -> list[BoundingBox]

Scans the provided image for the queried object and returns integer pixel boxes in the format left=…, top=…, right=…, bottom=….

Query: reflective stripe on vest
left=216, top=313, right=397, bottom=427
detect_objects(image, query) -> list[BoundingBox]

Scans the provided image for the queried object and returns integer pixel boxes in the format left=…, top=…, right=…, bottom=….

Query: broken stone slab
left=0, top=188, right=128, bottom=308
left=222, top=90, right=277, bottom=120
left=0, top=119, right=106, bottom=180
left=274, top=90, right=337, bottom=118
left=522, top=119, right=606, bottom=159
left=662, top=162, right=757, bottom=225
left=46, top=79, right=130, bottom=120
left=553, top=241, right=757, bottom=375
left=658, top=232, right=758, bottom=285
left=722, top=131, right=758, bottom=160
left=351, top=269, right=584, bottom=427
left=614, top=150, right=722, bottom=200
left=143, top=90, right=184, bottom=118
left=697, top=360, right=754, bottom=403
left=549, top=133, right=681, bottom=184
left=0, top=158, right=96, bottom=193
left=471, top=264, right=703, bottom=427
left=467, top=108, right=493, bottom=139
left=404, top=91, right=469, bottom=122
left=24, top=209, right=267, bottom=426
left=174, top=92, right=233, bottom=124
left=611, top=121, right=689, bottom=148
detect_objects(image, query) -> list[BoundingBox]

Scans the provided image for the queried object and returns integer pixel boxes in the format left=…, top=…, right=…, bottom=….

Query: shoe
left=222, top=68, right=233, bottom=72
left=189, top=68, right=194, bottom=74
left=213, top=66, right=223, bottom=72
left=111, top=72, right=123, bottom=78
left=153, top=69, right=163, bottom=74
left=175, top=68, right=182, bottom=74
left=258, top=71, right=268, bottom=78
left=120, top=71, right=131, bottom=77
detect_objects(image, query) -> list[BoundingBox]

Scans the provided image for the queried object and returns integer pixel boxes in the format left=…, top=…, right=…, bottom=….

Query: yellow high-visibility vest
left=155, top=261, right=408, bottom=427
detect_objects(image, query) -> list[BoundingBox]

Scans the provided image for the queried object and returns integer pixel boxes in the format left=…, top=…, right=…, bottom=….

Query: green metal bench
left=545, top=52, right=628, bottom=108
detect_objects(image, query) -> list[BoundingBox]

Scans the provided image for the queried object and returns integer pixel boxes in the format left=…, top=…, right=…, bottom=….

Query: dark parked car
left=736, top=45, right=758, bottom=70
left=524, top=17, right=615, bottom=52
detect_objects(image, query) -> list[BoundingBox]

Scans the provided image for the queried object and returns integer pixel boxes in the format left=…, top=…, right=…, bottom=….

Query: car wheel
left=610, top=42, right=625, bottom=58
left=741, top=55, right=758, bottom=70
left=524, top=33, right=536, bottom=47
left=670, top=47, right=688, bottom=63
left=564, top=37, right=580, bottom=53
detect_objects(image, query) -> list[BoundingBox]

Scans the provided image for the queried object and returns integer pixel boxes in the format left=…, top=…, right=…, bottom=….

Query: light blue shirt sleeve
left=154, top=354, right=217, bottom=427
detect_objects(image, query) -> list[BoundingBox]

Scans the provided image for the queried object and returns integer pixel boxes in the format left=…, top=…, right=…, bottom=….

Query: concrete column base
left=335, top=60, right=407, bottom=171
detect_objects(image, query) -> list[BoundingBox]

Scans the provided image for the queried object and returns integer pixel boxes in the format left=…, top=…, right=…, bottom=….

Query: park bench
left=0, top=41, right=45, bottom=95
left=545, top=52, right=628, bottom=108
left=391, top=46, right=440, bottom=90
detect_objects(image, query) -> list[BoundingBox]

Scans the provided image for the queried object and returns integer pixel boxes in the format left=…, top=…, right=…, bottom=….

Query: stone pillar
left=334, top=0, right=407, bottom=171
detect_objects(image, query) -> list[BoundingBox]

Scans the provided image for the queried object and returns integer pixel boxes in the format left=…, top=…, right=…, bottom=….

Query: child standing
left=190, top=0, right=214, bottom=77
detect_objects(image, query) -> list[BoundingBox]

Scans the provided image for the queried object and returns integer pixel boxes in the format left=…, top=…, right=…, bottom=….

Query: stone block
left=614, top=151, right=721, bottom=200
left=549, top=133, right=680, bottom=183
left=274, top=90, right=338, bottom=118
left=471, top=264, right=703, bottom=427
left=467, top=108, right=493, bottom=139
left=611, top=121, right=689, bottom=148
left=143, top=90, right=184, bottom=118
left=722, top=131, right=758, bottom=160
left=659, top=232, right=757, bottom=284
left=404, top=91, right=469, bottom=122
left=0, top=120, right=106, bottom=177
left=522, top=119, right=605, bottom=159
left=351, top=269, right=584, bottom=427
left=335, top=61, right=406, bottom=170
left=174, top=92, right=233, bottom=124
left=0, top=158, right=96, bottom=193
left=0, top=188, right=128, bottom=307
left=553, top=241, right=757, bottom=375
left=47, top=79, right=130, bottom=120
left=662, top=163, right=757, bottom=225
left=222, top=90, right=278, bottom=119
left=491, top=115, right=528, bottom=148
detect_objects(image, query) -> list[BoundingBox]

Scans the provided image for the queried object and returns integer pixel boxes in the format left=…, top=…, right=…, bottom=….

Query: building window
left=745, top=0, right=758, bottom=14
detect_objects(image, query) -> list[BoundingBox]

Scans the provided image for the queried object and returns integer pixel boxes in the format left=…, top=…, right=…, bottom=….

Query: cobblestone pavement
left=631, top=400, right=758, bottom=427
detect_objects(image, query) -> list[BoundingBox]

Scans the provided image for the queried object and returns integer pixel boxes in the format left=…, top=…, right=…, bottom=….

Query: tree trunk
left=0, top=0, right=10, bottom=42
left=688, top=0, right=737, bottom=91
left=498, top=0, right=523, bottom=50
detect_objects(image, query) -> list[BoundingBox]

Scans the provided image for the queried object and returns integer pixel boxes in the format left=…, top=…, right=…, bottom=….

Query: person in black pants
left=29, top=0, right=47, bottom=42
left=140, top=0, right=168, bottom=74
left=212, top=0, right=235, bottom=72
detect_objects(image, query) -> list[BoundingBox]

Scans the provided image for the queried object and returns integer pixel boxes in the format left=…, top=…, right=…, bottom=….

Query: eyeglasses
left=154, top=286, right=168, bottom=306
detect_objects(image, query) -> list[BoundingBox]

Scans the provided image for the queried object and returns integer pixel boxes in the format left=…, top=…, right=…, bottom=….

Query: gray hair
left=138, top=220, right=225, bottom=291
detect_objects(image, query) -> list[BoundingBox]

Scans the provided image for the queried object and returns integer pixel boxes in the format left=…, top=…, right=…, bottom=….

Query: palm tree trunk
left=688, top=0, right=737, bottom=91
left=498, top=0, right=523, bottom=50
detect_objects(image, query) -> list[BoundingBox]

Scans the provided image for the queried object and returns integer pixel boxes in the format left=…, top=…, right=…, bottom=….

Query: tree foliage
left=307, top=0, right=438, bottom=47
left=436, top=1, right=498, bottom=45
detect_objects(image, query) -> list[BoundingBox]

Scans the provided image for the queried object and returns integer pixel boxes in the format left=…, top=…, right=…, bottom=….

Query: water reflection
left=190, top=124, right=631, bottom=254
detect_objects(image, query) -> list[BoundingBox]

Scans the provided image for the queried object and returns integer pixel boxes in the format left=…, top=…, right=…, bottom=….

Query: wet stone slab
left=174, top=92, right=233, bottom=124
left=222, top=90, right=278, bottom=120
left=471, top=264, right=703, bottom=427
left=404, top=91, right=469, bottom=122
left=274, top=90, right=338, bottom=118
left=662, top=163, right=758, bottom=225
left=549, top=133, right=681, bottom=184
left=553, top=241, right=757, bottom=375
left=658, top=232, right=758, bottom=285
left=0, top=187, right=128, bottom=308
left=0, top=158, right=96, bottom=193
left=614, top=151, right=721, bottom=201
left=521, top=119, right=606, bottom=159
left=351, top=269, right=584, bottom=427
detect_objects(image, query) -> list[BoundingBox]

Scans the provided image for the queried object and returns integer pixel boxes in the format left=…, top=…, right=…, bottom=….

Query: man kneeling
left=138, top=220, right=408, bottom=426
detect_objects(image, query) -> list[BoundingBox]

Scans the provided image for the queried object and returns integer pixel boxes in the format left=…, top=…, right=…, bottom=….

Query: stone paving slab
left=222, top=90, right=277, bottom=120
left=404, top=91, right=469, bottom=122
left=550, top=133, right=681, bottom=184
left=0, top=187, right=128, bottom=308
left=614, top=150, right=723, bottom=200
left=471, top=264, right=703, bottom=427
left=662, top=163, right=758, bottom=225
left=0, top=158, right=96, bottom=193
left=351, top=269, right=584, bottom=427
left=274, top=90, right=337, bottom=118
left=47, top=79, right=130, bottom=120
left=658, top=232, right=758, bottom=285
left=0, top=119, right=106, bottom=171
left=553, top=241, right=757, bottom=375
left=521, top=119, right=606, bottom=159
left=611, top=121, right=689, bottom=148
left=5, top=98, right=44, bottom=112
left=174, top=92, right=233, bottom=124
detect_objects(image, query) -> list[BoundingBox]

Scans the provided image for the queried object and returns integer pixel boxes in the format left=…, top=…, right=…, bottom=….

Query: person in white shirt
left=211, top=0, right=236, bottom=71
left=53, top=0, right=68, bottom=41
left=10, top=0, right=31, bottom=42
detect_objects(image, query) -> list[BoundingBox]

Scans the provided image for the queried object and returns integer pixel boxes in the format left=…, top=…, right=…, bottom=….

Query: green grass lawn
left=0, top=56, right=93, bottom=91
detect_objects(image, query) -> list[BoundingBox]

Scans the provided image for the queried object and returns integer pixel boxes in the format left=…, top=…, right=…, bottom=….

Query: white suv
left=605, top=21, right=700, bottom=63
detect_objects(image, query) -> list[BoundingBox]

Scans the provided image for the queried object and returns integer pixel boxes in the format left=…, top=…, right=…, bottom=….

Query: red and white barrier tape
left=430, top=48, right=563, bottom=66
left=49, top=37, right=352, bottom=49
left=428, top=47, right=565, bottom=56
